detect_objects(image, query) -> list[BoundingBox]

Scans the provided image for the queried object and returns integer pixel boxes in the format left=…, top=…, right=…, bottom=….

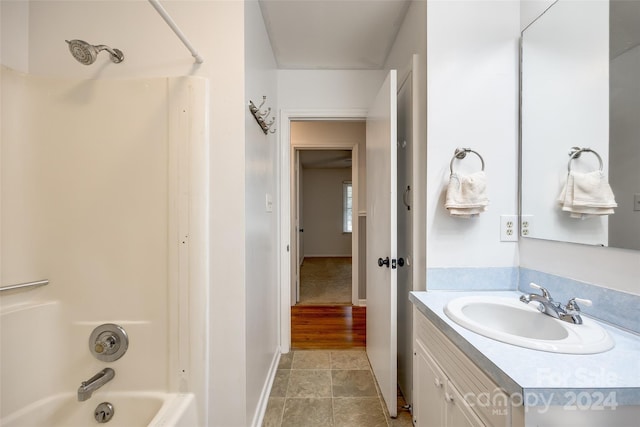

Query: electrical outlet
left=521, top=215, right=533, bottom=237
left=500, top=215, right=518, bottom=242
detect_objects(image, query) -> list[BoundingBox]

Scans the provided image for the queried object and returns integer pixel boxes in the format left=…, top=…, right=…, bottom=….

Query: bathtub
left=0, top=391, right=197, bottom=427
left=1, top=301, right=200, bottom=427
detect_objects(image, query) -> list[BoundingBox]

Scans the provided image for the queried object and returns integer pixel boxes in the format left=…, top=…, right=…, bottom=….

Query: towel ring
left=449, top=148, right=485, bottom=174
left=567, top=147, right=603, bottom=173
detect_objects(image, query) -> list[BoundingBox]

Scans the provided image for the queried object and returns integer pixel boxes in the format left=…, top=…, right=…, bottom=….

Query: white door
left=366, top=70, right=398, bottom=417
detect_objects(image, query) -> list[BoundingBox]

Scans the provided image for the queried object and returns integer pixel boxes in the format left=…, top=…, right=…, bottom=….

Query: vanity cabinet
left=413, top=308, right=510, bottom=427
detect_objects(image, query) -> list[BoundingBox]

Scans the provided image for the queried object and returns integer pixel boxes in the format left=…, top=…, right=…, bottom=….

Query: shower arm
left=95, top=45, right=124, bottom=62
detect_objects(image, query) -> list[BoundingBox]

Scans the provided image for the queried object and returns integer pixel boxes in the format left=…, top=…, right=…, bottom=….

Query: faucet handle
left=566, top=297, right=592, bottom=312
left=529, top=282, right=552, bottom=300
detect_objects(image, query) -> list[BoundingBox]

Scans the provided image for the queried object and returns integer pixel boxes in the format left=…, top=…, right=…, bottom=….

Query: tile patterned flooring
left=262, top=350, right=414, bottom=427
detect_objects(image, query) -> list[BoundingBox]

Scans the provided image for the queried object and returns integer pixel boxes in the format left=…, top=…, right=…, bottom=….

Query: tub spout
left=77, top=368, right=115, bottom=402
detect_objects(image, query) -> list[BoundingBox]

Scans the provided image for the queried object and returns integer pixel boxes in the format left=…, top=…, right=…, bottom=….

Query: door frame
left=278, top=109, right=367, bottom=353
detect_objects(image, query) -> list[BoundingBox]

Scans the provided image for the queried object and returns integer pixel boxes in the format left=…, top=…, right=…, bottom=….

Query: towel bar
left=568, top=147, right=603, bottom=173
left=0, top=279, right=49, bottom=292
left=449, top=148, right=485, bottom=174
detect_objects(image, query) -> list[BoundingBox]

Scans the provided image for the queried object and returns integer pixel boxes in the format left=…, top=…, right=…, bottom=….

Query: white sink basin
left=444, top=296, right=614, bottom=354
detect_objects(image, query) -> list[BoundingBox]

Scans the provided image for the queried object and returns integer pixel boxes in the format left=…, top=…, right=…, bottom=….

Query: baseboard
left=250, top=347, right=281, bottom=427
left=358, top=299, right=366, bottom=307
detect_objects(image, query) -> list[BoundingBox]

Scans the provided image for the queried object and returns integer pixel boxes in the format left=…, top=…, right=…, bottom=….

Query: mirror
left=521, top=0, right=640, bottom=250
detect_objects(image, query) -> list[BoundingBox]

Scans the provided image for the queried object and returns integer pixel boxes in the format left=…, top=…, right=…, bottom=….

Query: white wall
left=518, top=0, right=640, bottom=296
left=278, top=69, right=386, bottom=112
left=302, top=168, right=353, bottom=257
left=520, top=0, right=555, bottom=31
left=426, top=0, right=521, bottom=269
left=0, top=0, right=29, bottom=71
left=244, top=1, right=279, bottom=425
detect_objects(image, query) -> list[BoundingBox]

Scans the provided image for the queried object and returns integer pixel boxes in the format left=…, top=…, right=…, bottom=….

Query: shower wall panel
left=1, top=67, right=208, bottom=414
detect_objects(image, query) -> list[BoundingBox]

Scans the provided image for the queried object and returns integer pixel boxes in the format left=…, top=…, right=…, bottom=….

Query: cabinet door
left=414, top=341, right=446, bottom=427
left=445, top=380, right=486, bottom=427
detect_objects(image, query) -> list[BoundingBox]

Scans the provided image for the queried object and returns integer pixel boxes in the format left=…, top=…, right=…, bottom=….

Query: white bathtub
left=0, top=391, right=197, bottom=427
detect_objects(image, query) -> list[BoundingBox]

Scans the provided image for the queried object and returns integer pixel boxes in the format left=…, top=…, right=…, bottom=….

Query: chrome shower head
left=65, top=39, right=124, bottom=65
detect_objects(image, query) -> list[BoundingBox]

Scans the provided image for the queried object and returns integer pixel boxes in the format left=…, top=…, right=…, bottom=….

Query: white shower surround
left=0, top=67, right=209, bottom=425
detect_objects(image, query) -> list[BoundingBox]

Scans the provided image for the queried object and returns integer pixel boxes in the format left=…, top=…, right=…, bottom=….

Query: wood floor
left=291, top=305, right=366, bottom=349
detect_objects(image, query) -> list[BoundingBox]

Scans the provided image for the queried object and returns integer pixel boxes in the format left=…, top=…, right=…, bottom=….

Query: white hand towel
left=557, top=171, right=617, bottom=218
left=445, top=171, right=489, bottom=217
left=571, top=170, right=617, bottom=208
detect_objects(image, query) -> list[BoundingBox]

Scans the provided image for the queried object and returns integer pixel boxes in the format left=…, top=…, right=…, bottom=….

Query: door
left=396, top=58, right=415, bottom=406
left=366, top=70, right=398, bottom=417
left=295, top=149, right=302, bottom=303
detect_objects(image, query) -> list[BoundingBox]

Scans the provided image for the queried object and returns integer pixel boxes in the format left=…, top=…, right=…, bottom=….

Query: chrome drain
left=94, top=402, right=114, bottom=423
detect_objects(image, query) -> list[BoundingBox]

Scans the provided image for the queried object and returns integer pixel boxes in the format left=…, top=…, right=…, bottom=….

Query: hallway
left=262, top=350, right=413, bottom=427
left=299, top=257, right=352, bottom=305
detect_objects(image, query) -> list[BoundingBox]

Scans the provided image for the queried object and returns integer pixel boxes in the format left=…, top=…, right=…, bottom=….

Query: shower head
left=65, top=39, right=124, bottom=65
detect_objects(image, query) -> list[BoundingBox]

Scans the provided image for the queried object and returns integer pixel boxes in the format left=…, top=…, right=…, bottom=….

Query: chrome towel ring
left=567, top=147, right=603, bottom=173
left=449, top=148, right=485, bottom=175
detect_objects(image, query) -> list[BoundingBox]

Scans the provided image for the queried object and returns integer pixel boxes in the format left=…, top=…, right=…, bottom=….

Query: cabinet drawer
left=416, top=311, right=511, bottom=427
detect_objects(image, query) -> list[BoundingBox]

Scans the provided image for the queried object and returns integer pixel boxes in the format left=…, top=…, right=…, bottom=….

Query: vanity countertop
left=410, top=290, right=640, bottom=406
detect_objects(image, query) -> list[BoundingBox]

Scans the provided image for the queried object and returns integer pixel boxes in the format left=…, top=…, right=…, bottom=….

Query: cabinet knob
left=434, top=378, right=442, bottom=388
left=445, top=392, right=454, bottom=403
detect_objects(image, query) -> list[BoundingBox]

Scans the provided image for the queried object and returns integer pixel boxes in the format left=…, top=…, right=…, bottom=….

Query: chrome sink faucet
left=77, top=368, right=115, bottom=401
left=519, top=282, right=592, bottom=325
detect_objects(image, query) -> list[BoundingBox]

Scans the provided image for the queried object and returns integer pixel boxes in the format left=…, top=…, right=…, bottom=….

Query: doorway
left=288, top=121, right=365, bottom=308
left=297, top=148, right=353, bottom=305
left=285, top=119, right=366, bottom=350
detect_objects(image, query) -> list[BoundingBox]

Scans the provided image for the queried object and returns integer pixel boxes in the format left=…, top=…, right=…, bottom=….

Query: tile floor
left=262, top=350, right=414, bottom=427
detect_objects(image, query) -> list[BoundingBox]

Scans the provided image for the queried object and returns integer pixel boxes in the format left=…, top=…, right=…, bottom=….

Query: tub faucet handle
left=95, top=333, right=117, bottom=354
left=89, top=324, right=128, bottom=362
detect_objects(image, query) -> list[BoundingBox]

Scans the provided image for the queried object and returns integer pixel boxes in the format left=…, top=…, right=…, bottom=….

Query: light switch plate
left=265, top=193, right=273, bottom=213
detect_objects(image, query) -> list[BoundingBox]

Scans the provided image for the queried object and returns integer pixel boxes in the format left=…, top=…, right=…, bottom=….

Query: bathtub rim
left=0, top=390, right=196, bottom=427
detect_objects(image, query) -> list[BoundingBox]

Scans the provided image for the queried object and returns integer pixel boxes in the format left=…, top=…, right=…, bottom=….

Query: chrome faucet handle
left=566, top=297, right=592, bottom=312
left=94, top=333, right=116, bottom=354
left=529, top=282, right=552, bottom=300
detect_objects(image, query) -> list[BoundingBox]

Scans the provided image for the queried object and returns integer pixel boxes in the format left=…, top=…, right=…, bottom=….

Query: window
left=343, top=181, right=352, bottom=233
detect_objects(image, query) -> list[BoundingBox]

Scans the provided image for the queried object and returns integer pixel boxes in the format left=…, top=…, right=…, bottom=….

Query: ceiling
left=259, top=0, right=412, bottom=69
left=299, top=150, right=352, bottom=169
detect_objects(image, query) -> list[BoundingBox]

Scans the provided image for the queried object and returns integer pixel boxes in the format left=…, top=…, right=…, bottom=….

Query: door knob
left=377, top=257, right=389, bottom=268
left=398, top=258, right=405, bottom=267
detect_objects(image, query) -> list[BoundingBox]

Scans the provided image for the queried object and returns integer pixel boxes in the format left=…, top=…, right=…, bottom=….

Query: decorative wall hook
left=248, top=95, right=276, bottom=135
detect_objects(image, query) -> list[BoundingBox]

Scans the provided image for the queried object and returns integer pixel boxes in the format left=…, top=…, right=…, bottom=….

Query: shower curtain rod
left=148, top=0, right=204, bottom=64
